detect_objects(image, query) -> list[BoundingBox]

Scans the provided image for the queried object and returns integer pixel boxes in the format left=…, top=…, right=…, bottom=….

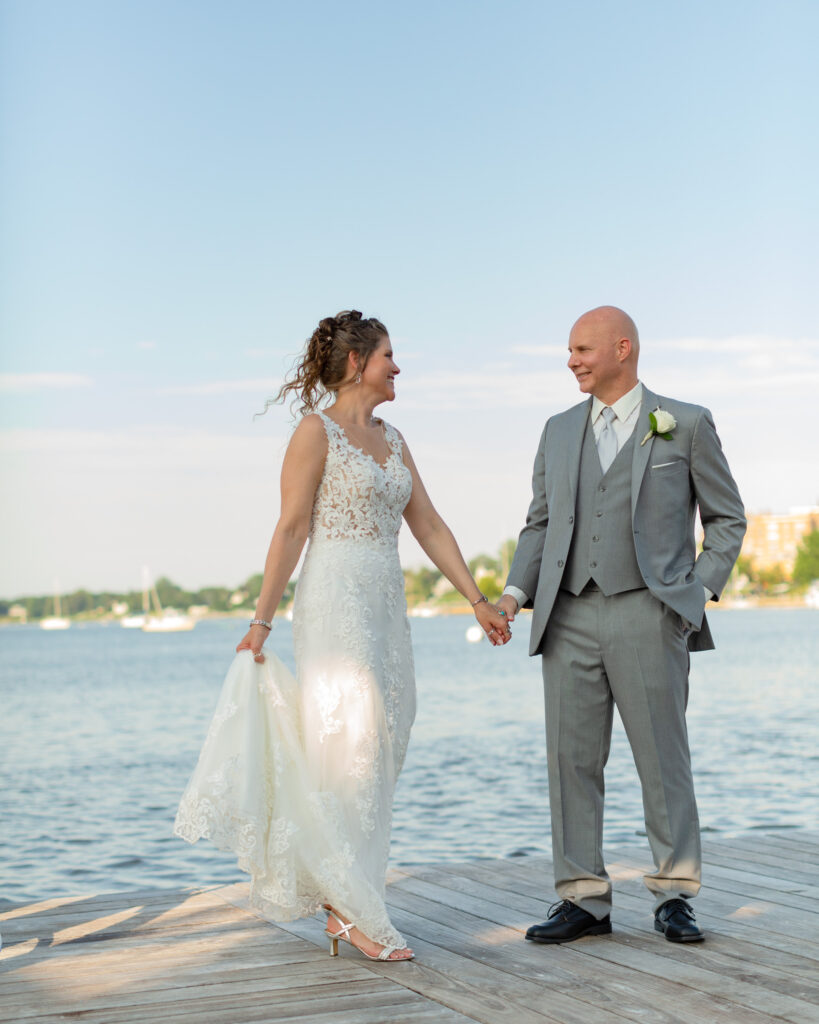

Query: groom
left=498, top=306, right=745, bottom=944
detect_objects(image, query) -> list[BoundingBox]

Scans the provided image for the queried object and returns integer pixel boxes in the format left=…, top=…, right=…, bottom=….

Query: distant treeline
left=404, top=541, right=518, bottom=607
left=3, top=541, right=521, bottom=621
left=1, top=575, right=296, bottom=621
left=6, top=530, right=817, bottom=620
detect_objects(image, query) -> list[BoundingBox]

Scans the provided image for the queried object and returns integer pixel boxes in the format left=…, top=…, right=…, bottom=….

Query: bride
left=174, top=310, right=511, bottom=962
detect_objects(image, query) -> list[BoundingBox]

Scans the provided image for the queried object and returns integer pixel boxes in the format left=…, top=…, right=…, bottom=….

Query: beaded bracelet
left=250, top=618, right=273, bottom=630
left=471, top=595, right=488, bottom=606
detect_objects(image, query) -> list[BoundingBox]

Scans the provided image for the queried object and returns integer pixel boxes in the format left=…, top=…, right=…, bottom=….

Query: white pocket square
left=652, top=461, right=678, bottom=469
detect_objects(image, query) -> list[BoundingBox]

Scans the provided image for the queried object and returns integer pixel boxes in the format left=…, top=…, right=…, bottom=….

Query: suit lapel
left=565, top=399, right=592, bottom=511
left=631, top=385, right=659, bottom=516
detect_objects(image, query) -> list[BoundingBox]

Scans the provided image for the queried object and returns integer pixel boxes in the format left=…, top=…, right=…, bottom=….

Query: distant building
left=742, top=507, right=819, bottom=574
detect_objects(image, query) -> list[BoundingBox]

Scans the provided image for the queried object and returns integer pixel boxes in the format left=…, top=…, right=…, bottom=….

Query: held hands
left=473, top=598, right=513, bottom=646
left=495, top=594, right=518, bottom=623
left=236, top=623, right=270, bottom=662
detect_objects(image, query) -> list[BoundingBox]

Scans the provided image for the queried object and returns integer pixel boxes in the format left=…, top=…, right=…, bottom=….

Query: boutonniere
left=640, top=407, right=676, bottom=446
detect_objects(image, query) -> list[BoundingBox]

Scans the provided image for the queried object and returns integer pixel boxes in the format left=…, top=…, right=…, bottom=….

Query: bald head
left=572, top=306, right=640, bottom=358
left=567, top=306, right=640, bottom=404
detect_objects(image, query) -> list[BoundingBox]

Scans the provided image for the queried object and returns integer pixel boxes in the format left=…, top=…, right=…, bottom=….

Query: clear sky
left=1, top=0, right=818, bottom=596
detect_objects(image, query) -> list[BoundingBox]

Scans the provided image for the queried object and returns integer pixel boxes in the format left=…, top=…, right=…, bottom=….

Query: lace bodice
left=310, top=412, right=412, bottom=543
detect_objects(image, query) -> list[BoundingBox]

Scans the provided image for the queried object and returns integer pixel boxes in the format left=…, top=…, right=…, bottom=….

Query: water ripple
left=1, top=611, right=816, bottom=902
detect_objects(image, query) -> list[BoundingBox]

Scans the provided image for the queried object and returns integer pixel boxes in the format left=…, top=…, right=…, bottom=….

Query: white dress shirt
left=503, top=381, right=711, bottom=616
left=590, top=381, right=643, bottom=448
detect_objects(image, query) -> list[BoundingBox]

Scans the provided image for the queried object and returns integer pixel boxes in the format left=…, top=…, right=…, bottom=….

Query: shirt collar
left=592, top=381, right=643, bottom=424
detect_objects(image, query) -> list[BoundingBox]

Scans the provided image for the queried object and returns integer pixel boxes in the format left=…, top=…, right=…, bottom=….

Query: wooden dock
left=2, top=833, right=817, bottom=1023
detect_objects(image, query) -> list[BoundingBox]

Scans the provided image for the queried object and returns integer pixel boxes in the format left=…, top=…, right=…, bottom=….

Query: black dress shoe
left=654, top=898, right=704, bottom=942
left=525, top=900, right=612, bottom=944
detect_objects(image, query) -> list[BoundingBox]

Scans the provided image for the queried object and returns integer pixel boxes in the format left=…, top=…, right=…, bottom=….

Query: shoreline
left=2, top=597, right=817, bottom=627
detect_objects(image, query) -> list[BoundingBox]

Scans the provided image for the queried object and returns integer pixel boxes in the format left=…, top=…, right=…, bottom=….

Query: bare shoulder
left=293, top=411, right=327, bottom=435
left=287, top=413, right=329, bottom=458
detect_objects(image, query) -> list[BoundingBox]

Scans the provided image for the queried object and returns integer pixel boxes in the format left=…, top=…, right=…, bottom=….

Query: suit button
left=590, top=561, right=597, bottom=568
left=599, top=485, right=606, bottom=492
left=596, top=511, right=603, bottom=517
left=592, top=535, right=599, bottom=542
left=568, top=516, right=574, bottom=523
left=558, top=560, right=564, bottom=567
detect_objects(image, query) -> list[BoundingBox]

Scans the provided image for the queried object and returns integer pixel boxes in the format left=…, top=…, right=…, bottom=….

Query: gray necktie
left=597, top=407, right=618, bottom=473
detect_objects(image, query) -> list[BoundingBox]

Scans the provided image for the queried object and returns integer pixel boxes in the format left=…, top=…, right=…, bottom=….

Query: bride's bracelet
left=471, top=595, right=488, bottom=607
left=250, top=618, right=273, bottom=630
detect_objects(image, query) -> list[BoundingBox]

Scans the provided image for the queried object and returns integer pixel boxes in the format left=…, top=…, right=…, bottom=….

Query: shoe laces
left=662, top=898, right=694, bottom=919
left=547, top=899, right=576, bottom=920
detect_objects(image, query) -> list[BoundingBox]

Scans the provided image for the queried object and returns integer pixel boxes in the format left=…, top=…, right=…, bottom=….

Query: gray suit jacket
left=506, top=386, right=747, bottom=655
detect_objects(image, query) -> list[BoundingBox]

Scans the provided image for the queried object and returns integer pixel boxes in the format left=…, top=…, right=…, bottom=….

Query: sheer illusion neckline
left=319, top=411, right=398, bottom=472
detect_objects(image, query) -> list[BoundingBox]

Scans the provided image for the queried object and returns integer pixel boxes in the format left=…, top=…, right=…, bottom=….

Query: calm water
left=1, top=610, right=817, bottom=904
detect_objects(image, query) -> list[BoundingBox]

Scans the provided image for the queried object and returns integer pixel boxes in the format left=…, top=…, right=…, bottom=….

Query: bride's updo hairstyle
left=275, top=310, right=388, bottom=416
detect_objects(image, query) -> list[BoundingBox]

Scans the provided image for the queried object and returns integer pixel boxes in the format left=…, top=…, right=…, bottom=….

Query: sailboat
left=121, top=569, right=150, bottom=628
left=142, top=568, right=195, bottom=632
left=40, top=587, right=71, bottom=630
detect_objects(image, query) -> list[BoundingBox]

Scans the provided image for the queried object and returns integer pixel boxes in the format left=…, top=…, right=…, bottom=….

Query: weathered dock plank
left=1, top=834, right=817, bottom=1024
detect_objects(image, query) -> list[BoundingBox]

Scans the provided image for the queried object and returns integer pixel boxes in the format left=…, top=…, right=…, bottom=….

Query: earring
left=354, top=373, right=361, bottom=384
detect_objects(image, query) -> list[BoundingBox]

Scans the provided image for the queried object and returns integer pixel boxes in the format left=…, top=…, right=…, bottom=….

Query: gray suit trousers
left=541, top=586, right=702, bottom=919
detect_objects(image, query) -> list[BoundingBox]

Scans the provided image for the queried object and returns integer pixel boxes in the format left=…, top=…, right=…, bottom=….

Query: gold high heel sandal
left=325, top=908, right=414, bottom=962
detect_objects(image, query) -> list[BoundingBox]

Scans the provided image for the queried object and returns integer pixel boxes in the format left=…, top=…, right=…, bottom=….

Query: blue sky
left=2, top=0, right=818, bottom=595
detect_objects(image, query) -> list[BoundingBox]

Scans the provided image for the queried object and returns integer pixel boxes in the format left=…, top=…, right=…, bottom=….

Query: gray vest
left=562, top=418, right=645, bottom=596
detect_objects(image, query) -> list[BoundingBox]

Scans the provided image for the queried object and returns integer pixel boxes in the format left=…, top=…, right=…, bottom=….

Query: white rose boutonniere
left=640, top=407, right=677, bottom=446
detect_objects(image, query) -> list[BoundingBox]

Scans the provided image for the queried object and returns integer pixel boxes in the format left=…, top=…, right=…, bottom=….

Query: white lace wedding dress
left=174, top=412, right=415, bottom=948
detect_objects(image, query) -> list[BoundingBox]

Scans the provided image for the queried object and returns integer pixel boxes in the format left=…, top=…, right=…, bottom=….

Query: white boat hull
left=120, top=615, right=146, bottom=629
left=142, top=614, right=195, bottom=632
left=40, top=617, right=71, bottom=630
